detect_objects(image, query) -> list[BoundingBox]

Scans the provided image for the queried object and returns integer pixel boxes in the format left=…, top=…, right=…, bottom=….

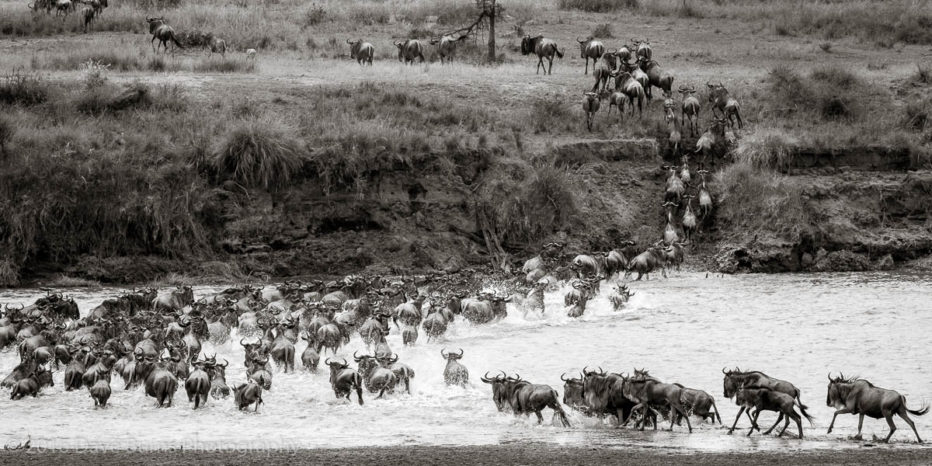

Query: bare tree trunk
left=487, top=0, right=496, bottom=63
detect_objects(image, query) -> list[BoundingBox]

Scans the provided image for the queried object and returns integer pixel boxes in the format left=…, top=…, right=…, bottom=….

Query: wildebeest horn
left=341, top=358, right=347, bottom=366
left=457, top=348, right=463, bottom=357
left=240, top=338, right=247, bottom=346
left=722, top=367, right=728, bottom=374
left=561, top=373, right=569, bottom=381
left=353, top=350, right=362, bottom=361
left=481, top=371, right=492, bottom=382
left=828, top=372, right=833, bottom=382
left=441, top=348, right=448, bottom=357
left=346, top=39, right=352, bottom=44
left=576, top=36, right=583, bottom=43
left=220, top=359, right=228, bottom=368
left=325, top=357, right=331, bottom=365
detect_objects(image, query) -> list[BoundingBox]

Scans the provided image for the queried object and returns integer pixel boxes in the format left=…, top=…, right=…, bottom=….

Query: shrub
left=715, top=163, right=811, bottom=241
left=592, top=23, right=613, bottom=38
left=212, top=118, right=304, bottom=190
left=192, top=57, right=257, bottom=73
left=0, top=69, right=49, bottom=106
left=0, top=116, right=13, bottom=156
left=733, top=130, right=799, bottom=171
left=901, top=99, right=929, bottom=132
left=558, top=0, right=638, bottom=12
left=766, top=66, right=865, bottom=122
left=915, top=63, right=931, bottom=84
left=303, top=4, right=327, bottom=28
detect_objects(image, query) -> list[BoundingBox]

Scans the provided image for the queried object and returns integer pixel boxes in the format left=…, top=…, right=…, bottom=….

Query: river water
left=1, top=272, right=931, bottom=452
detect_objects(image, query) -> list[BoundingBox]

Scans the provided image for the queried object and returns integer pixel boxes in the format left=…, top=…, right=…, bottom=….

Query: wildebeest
left=209, top=36, right=227, bottom=58
left=679, top=85, right=701, bottom=136
left=89, top=378, right=111, bottom=408
left=480, top=371, right=510, bottom=411
left=521, top=34, right=564, bottom=75
left=826, top=374, right=928, bottom=443
left=591, top=52, right=617, bottom=93
left=354, top=352, right=398, bottom=398
left=625, top=247, right=667, bottom=280
left=10, top=367, right=45, bottom=400
left=583, top=92, right=601, bottom=132
left=133, top=355, right=179, bottom=407
left=269, top=319, right=296, bottom=373
left=441, top=348, right=468, bottom=387
left=611, top=70, right=645, bottom=118
left=431, top=34, right=468, bottom=64
left=347, top=39, right=374, bottom=65
left=665, top=98, right=681, bottom=155
left=54, top=0, right=72, bottom=18
left=300, top=334, right=320, bottom=372
left=729, top=385, right=814, bottom=438
left=676, top=385, right=722, bottom=424
left=145, top=17, right=185, bottom=55
left=581, top=368, right=636, bottom=424
left=682, top=196, right=697, bottom=240
left=561, top=373, right=587, bottom=412
left=496, top=374, right=570, bottom=426
left=185, top=361, right=211, bottom=409
left=622, top=375, right=693, bottom=432
left=81, top=6, right=96, bottom=33
left=325, top=358, right=364, bottom=405
left=707, top=81, right=743, bottom=128
left=639, top=59, right=674, bottom=100
left=395, top=39, right=425, bottom=64
left=723, top=368, right=806, bottom=409
left=208, top=359, right=231, bottom=399
left=422, top=308, right=449, bottom=342
left=608, top=284, right=635, bottom=311
left=577, top=36, right=604, bottom=74
left=632, top=38, right=652, bottom=61
left=462, top=294, right=509, bottom=325
left=245, top=48, right=257, bottom=59
left=233, top=380, right=263, bottom=411
left=564, top=279, right=597, bottom=318
left=607, top=91, right=626, bottom=121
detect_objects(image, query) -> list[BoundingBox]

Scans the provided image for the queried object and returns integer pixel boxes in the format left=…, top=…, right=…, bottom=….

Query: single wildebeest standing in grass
left=826, top=374, right=928, bottom=443
left=591, top=52, right=617, bottom=93
left=81, top=6, right=96, bottom=33
left=521, top=34, right=563, bottom=75
left=501, top=374, right=571, bottom=427
left=54, top=0, right=71, bottom=19
left=441, top=348, right=468, bottom=387
left=576, top=36, right=604, bottom=75
left=679, top=85, right=701, bottom=136
left=611, top=70, right=645, bottom=118
left=608, top=90, right=626, bottom=122
left=583, top=92, right=601, bottom=132
left=707, top=81, right=743, bottom=129
left=233, top=379, right=263, bottom=411
left=325, top=357, right=364, bottom=405
left=146, top=17, right=184, bottom=54
left=90, top=378, right=111, bottom=408
left=431, top=34, right=468, bottom=65
left=729, top=385, right=814, bottom=438
left=209, top=37, right=227, bottom=58
left=639, top=58, right=674, bottom=100
left=347, top=39, right=374, bottom=66
left=395, top=39, right=425, bottom=65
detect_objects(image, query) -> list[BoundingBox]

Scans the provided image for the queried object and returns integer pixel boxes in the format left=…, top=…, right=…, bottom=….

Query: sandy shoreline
left=2, top=445, right=931, bottom=465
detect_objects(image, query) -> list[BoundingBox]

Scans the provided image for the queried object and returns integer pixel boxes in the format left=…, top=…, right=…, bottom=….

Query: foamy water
left=2, top=272, right=931, bottom=451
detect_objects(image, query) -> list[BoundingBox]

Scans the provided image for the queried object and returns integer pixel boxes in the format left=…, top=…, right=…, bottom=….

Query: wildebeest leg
left=536, top=56, right=542, bottom=74
left=853, top=413, right=865, bottom=440
left=896, top=409, right=923, bottom=443
left=377, top=388, right=385, bottom=399
left=827, top=406, right=854, bottom=433
left=548, top=56, right=554, bottom=75
left=763, top=413, right=783, bottom=435
left=792, top=412, right=803, bottom=439
left=151, top=35, right=157, bottom=53
left=535, top=410, right=544, bottom=424
left=728, top=406, right=746, bottom=434
left=883, top=410, right=897, bottom=443
left=747, top=409, right=763, bottom=436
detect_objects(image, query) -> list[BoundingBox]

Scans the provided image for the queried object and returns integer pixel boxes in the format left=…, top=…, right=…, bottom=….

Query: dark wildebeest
left=583, top=92, right=601, bottom=132
left=521, top=34, right=564, bottom=75
left=624, top=247, right=667, bottom=280
left=347, top=39, right=374, bottom=66
left=461, top=294, right=508, bottom=325
left=581, top=368, right=637, bottom=424
left=185, top=361, right=211, bottom=409
left=233, top=380, right=263, bottom=411
left=729, top=385, right=814, bottom=438
left=10, top=366, right=47, bottom=400
left=269, top=319, right=296, bottom=373
left=300, top=332, right=320, bottom=372
left=679, top=85, right=701, bottom=136
left=480, top=371, right=510, bottom=411
left=134, top=355, right=179, bottom=408
left=441, top=348, right=468, bottom=387
left=208, top=358, right=231, bottom=399
left=422, top=309, right=448, bottom=342
left=576, top=36, right=604, bottom=75
left=707, top=81, right=743, bottom=129
left=325, top=358, right=364, bottom=405
left=208, top=36, right=227, bottom=58
left=562, top=373, right=586, bottom=412
left=354, top=352, right=398, bottom=398
left=611, top=70, right=645, bottom=118
left=675, top=384, right=722, bottom=425
left=639, top=58, right=674, bottom=100
left=826, top=374, right=928, bottom=443
left=145, top=17, right=185, bottom=55
left=722, top=367, right=806, bottom=433
left=622, top=375, right=693, bottom=432
left=90, top=378, right=111, bottom=408
left=395, top=39, right=425, bottom=65
left=631, top=38, right=652, bottom=61
left=501, top=374, right=571, bottom=427
left=431, top=34, right=468, bottom=65
left=81, top=6, right=96, bottom=33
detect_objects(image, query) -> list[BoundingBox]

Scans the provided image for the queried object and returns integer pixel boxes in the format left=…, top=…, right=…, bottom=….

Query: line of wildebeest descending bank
left=1, top=259, right=927, bottom=444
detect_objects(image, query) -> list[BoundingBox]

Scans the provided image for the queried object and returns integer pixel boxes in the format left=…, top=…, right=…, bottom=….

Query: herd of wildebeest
left=1, top=243, right=928, bottom=444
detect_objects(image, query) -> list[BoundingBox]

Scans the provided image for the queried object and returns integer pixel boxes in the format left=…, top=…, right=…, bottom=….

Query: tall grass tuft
left=212, top=118, right=305, bottom=190
left=0, top=69, right=50, bottom=106
left=715, top=162, right=811, bottom=241
left=558, top=0, right=639, bottom=12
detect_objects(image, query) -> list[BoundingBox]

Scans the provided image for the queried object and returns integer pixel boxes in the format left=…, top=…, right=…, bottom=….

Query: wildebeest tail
left=555, top=47, right=564, bottom=59
left=711, top=397, right=722, bottom=424
left=795, top=392, right=808, bottom=410
left=905, top=397, right=929, bottom=416
left=798, top=403, right=815, bottom=426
